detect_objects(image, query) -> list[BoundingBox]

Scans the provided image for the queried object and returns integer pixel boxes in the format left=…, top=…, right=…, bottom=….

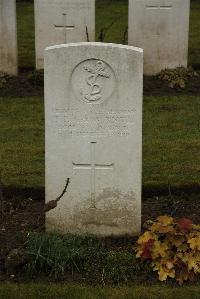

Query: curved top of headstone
left=45, top=42, right=143, bottom=53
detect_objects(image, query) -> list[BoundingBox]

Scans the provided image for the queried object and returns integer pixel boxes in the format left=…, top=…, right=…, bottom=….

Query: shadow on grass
left=143, top=183, right=200, bottom=199
left=2, top=184, right=200, bottom=201
left=3, top=186, right=45, bottom=201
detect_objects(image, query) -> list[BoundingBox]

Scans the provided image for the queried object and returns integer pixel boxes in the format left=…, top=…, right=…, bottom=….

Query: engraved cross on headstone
left=145, top=3, right=173, bottom=36
left=146, top=4, right=172, bottom=10
left=54, top=13, right=75, bottom=43
left=73, top=142, right=114, bottom=209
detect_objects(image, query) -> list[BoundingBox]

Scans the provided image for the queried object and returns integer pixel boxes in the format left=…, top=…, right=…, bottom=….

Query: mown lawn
left=16, top=0, right=200, bottom=69
left=0, top=95, right=199, bottom=191
left=1, top=283, right=200, bottom=299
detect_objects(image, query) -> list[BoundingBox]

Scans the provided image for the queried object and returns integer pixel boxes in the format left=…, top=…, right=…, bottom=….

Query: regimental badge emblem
left=72, top=59, right=116, bottom=104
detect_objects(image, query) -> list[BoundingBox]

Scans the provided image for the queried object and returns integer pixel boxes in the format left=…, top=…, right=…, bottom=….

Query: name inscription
left=53, top=109, right=135, bottom=137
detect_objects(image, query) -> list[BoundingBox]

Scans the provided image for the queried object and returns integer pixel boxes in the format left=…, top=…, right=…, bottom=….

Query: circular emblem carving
left=71, top=59, right=116, bottom=104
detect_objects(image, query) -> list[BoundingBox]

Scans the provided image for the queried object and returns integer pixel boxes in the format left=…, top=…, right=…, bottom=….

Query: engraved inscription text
left=53, top=110, right=135, bottom=137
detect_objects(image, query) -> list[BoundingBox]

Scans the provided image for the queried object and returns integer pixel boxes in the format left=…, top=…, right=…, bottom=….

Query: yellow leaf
left=157, top=215, right=174, bottom=226
left=188, top=236, right=200, bottom=250
left=183, top=253, right=200, bottom=273
left=151, top=222, right=174, bottom=234
left=153, top=260, right=175, bottom=281
left=188, top=231, right=200, bottom=239
left=137, top=231, right=156, bottom=245
left=150, top=216, right=174, bottom=234
left=192, top=224, right=200, bottom=231
left=152, top=241, right=169, bottom=258
left=136, top=249, right=143, bottom=258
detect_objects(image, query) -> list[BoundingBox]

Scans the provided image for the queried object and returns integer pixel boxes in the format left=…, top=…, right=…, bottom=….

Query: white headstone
left=34, top=0, right=95, bottom=69
left=45, top=42, right=143, bottom=237
left=0, top=0, right=18, bottom=75
left=128, top=0, right=190, bottom=75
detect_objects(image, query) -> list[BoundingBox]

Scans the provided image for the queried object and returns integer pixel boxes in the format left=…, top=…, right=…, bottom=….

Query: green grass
left=96, top=0, right=128, bottom=43
left=188, top=0, right=200, bottom=67
left=16, top=0, right=200, bottom=69
left=1, top=283, right=200, bottom=299
left=0, top=96, right=199, bottom=191
left=143, top=95, right=200, bottom=191
left=17, top=2, right=35, bottom=68
left=24, top=232, right=144, bottom=283
left=0, top=97, right=44, bottom=188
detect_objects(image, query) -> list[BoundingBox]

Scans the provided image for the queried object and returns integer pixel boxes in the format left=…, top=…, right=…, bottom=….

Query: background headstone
left=0, top=0, right=18, bottom=75
left=45, top=42, right=143, bottom=236
left=128, top=0, right=190, bottom=75
left=34, top=0, right=95, bottom=69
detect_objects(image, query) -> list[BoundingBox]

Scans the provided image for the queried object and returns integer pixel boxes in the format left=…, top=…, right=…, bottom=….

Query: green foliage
left=136, top=216, right=200, bottom=284
left=157, top=67, right=199, bottom=89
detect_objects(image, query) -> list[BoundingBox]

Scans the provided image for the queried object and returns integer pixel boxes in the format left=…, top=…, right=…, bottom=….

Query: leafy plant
left=136, top=216, right=200, bottom=284
left=157, top=67, right=199, bottom=89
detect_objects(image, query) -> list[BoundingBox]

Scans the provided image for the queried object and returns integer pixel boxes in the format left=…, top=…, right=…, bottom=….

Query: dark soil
left=0, top=68, right=44, bottom=98
left=0, top=68, right=200, bottom=97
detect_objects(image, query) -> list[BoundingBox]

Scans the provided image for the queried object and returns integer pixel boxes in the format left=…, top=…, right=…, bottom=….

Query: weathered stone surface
left=128, top=0, right=190, bottom=75
left=34, top=0, right=95, bottom=69
left=0, top=0, right=18, bottom=75
left=45, top=42, right=143, bottom=236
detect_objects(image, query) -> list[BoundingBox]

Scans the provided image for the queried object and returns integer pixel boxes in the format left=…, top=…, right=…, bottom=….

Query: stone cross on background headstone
left=45, top=42, right=143, bottom=237
left=0, top=0, right=18, bottom=75
left=54, top=13, right=75, bottom=43
left=146, top=4, right=172, bottom=9
left=128, top=0, right=190, bottom=75
left=34, top=0, right=95, bottom=69
left=145, top=3, right=172, bottom=36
